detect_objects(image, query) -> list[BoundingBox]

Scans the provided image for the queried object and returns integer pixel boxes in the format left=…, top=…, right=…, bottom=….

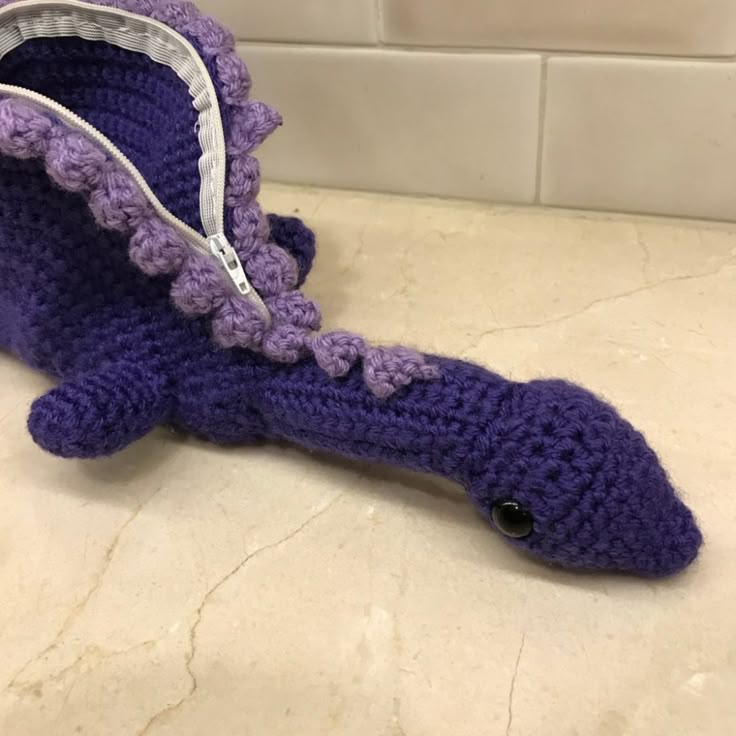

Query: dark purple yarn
left=0, top=148, right=702, bottom=577
left=266, top=214, right=316, bottom=288
left=0, top=0, right=703, bottom=577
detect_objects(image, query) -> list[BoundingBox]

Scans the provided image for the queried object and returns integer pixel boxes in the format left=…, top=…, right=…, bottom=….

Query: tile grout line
left=534, top=56, right=550, bottom=204
left=235, top=38, right=736, bottom=64
left=374, top=0, right=384, bottom=47
left=262, top=177, right=736, bottom=226
left=237, top=39, right=736, bottom=223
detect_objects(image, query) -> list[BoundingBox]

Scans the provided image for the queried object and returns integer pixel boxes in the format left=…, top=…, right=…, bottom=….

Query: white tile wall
left=187, top=0, right=736, bottom=220
left=197, top=0, right=377, bottom=44
left=242, top=46, right=541, bottom=203
left=541, top=57, right=736, bottom=221
left=381, top=0, right=736, bottom=57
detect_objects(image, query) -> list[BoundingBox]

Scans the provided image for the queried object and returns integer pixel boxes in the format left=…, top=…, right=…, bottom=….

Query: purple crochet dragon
left=0, top=0, right=702, bottom=577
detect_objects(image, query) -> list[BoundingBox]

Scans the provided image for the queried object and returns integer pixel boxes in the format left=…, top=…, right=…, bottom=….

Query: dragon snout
left=470, top=378, right=703, bottom=577
left=606, top=482, right=702, bottom=577
left=562, top=474, right=702, bottom=577
left=519, top=450, right=702, bottom=577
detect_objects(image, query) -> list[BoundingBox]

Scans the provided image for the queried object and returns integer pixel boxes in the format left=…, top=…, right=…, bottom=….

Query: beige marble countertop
left=1, top=184, right=735, bottom=736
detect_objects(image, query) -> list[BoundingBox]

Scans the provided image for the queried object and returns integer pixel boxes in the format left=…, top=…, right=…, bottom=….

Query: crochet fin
left=27, top=363, right=169, bottom=458
left=267, top=214, right=316, bottom=287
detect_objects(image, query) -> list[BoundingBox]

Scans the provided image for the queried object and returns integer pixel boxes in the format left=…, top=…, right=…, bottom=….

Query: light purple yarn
left=212, top=295, right=266, bottom=349
left=171, top=256, right=227, bottom=315
left=0, top=95, right=52, bottom=156
left=310, top=332, right=367, bottom=377
left=363, top=347, right=441, bottom=399
left=129, top=218, right=187, bottom=275
left=0, top=0, right=440, bottom=397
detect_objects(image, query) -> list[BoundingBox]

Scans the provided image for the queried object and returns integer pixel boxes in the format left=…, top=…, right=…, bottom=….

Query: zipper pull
left=207, top=233, right=252, bottom=296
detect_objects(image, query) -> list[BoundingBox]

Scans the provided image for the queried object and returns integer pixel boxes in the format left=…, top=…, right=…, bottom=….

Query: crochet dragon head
left=0, top=0, right=702, bottom=577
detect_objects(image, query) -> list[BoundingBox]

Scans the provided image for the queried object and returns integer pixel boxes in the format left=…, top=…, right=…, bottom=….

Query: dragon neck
left=245, top=355, right=513, bottom=483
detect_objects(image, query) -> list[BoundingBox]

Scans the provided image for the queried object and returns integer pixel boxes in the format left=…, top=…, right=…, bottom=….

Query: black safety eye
left=491, top=500, right=534, bottom=539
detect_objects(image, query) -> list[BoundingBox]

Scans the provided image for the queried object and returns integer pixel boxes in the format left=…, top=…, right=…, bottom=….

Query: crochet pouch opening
left=0, top=0, right=225, bottom=235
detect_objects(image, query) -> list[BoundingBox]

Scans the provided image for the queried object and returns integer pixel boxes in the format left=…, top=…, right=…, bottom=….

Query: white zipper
left=0, top=0, right=268, bottom=318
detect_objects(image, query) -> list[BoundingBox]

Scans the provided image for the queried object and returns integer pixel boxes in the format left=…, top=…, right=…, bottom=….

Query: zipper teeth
left=0, top=83, right=211, bottom=254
